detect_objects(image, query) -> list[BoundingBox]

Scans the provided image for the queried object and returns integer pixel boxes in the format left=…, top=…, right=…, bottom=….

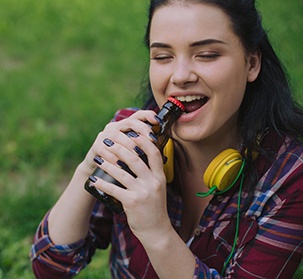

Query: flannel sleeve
left=30, top=201, right=113, bottom=278
left=30, top=108, right=138, bottom=278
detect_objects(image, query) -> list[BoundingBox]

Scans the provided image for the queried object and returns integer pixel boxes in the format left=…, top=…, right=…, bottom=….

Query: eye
left=150, top=50, right=174, bottom=62
left=150, top=55, right=173, bottom=62
left=196, top=52, right=220, bottom=60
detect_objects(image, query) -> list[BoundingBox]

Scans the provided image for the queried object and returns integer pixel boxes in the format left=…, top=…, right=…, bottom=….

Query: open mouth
left=175, top=95, right=209, bottom=113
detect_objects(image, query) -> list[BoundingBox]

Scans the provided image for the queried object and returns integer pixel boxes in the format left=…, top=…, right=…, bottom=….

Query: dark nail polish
left=149, top=132, right=158, bottom=142
left=117, top=160, right=137, bottom=178
left=89, top=175, right=97, bottom=183
left=127, top=131, right=139, bottom=138
left=103, top=138, right=114, bottom=147
left=154, top=115, right=162, bottom=124
left=94, top=156, right=104, bottom=165
left=134, top=146, right=145, bottom=157
left=117, top=160, right=127, bottom=169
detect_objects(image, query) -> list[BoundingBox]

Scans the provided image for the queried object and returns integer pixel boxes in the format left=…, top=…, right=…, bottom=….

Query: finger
left=113, top=134, right=165, bottom=187
left=91, top=134, right=121, bottom=166
left=92, top=119, right=152, bottom=156
left=91, top=158, right=136, bottom=200
left=91, top=121, right=140, bottom=164
left=89, top=110, right=160, bottom=175
left=102, top=138, right=151, bottom=183
left=106, top=110, right=158, bottom=136
left=93, top=131, right=156, bottom=169
left=130, top=134, right=166, bottom=180
left=128, top=110, right=158, bottom=124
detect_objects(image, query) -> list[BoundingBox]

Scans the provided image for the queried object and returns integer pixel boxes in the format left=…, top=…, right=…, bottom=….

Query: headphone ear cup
left=203, top=149, right=243, bottom=191
left=163, top=138, right=174, bottom=183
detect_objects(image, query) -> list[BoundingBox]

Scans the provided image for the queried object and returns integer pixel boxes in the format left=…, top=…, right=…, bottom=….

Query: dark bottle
left=84, top=97, right=184, bottom=214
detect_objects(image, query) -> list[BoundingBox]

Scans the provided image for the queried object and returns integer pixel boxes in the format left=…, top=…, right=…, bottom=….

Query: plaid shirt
left=30, top=108, right=303, bottom=279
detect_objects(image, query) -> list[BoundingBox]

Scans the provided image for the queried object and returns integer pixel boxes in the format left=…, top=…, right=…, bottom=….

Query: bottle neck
left=152, top=104, right=183, bottom=151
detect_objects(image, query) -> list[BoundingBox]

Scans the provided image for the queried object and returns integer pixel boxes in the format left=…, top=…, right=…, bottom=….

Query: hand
left=87, top=110, right=173, bottom=240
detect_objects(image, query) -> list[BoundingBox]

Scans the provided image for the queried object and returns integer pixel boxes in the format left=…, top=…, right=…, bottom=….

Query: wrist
left=77, top=160, right=96, bottom=178
left=138, top=227, right=196, bottom=279
left=138, top=225, right=176, bottom=251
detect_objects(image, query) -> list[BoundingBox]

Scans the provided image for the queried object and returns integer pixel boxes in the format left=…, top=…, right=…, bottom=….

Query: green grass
left=0, top=0, right=302, bottom=278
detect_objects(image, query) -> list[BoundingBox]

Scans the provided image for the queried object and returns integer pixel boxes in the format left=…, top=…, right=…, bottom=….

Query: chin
left=173, top=127, right=205, bottom=143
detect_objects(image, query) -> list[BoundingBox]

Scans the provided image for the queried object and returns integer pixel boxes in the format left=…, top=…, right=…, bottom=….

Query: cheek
left=213, top=77, right=246, bottom=114
left=149, top=64, right=169, bottom=95
left=207, top=64, right=248, bottom=117
left=208, top=59, right=249, bottom=98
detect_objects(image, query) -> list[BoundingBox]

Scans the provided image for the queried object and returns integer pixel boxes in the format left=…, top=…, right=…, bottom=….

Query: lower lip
left=177, top=102, right=208, bottom=123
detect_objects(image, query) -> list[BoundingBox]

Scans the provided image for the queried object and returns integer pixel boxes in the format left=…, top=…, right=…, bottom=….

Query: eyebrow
left=190, top=39, right=226, bottom=47
left=150, top=39, right=226, bottom=49
left=150, top=42, right=172, bottom=49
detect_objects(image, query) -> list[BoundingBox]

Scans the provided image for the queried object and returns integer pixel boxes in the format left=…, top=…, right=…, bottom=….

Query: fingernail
left=103, top=138, right=114, bottom=147
left=149, top=132, right=158, bottom=142
left=117, top=160, right=127, bottom=169
left=127, top=131, right=139, bottom=138
left=117, top=160, right=136, bottom=177
left=89, top=175, right=97, bottom=183
left=94, top=156, right=104, bottom=165
left=154, top=115, right=162, bottom=124
left=134, top=146, right=145, bottom=157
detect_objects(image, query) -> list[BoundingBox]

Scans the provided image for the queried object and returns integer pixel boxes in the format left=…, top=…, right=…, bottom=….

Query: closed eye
left=150, top=55, right=173, bottom=61
left=196, top=53, right=220, bottom=60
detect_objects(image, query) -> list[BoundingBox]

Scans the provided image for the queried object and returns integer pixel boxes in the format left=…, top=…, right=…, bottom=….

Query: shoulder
left=253, top=133, right=303, bottom=202
left=271, top=135, right=303, bottom=181
left=262, top=133, right=303, bottom=181
left=250, top=132, right=303, bottom=196
left=257, top=130, right=303, bottom=178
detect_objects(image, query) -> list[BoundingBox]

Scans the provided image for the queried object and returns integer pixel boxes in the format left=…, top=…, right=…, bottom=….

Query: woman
left=30, top=0, right=303, bottom=278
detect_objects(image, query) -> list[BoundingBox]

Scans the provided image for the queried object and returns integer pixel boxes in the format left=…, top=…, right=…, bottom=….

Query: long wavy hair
left=142, top=0, right=303, bottom=148
left=140, top=0, right=303, bottom=194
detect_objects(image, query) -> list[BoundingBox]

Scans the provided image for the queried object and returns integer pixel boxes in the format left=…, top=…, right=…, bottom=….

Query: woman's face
left=149, top=2, right=261, bottom=145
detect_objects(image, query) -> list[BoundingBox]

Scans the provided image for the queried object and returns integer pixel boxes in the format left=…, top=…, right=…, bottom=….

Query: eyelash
left=150, top=53, right=220, bottom=62
left=150, top=55, right=172, bottom=61
left=196, top=53, right=220, bottom=59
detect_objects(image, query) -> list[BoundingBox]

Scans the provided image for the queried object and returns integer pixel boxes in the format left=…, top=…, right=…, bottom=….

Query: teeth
left=175, top=95, right=204, bottom=102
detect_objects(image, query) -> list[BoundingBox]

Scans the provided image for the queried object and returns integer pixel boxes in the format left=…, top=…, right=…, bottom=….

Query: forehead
left=150, top=3, right=236, bottom=44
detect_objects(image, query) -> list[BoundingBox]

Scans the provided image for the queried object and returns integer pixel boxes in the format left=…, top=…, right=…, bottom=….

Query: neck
left=173, top=114, right=242, bottom=170
left=179, top=130, right=242, bottom=172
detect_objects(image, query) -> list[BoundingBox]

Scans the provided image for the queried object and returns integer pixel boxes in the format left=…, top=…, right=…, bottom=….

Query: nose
left=170, top=58, right=199, bottom=87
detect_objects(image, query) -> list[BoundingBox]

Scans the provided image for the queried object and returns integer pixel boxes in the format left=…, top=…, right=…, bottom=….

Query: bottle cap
left=167, top=97, right=185, bottom=111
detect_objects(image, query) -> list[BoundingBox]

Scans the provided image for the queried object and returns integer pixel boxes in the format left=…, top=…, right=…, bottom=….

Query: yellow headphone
left=163, top=138, right=175, bottom=184
left=163, top=138, right=245, bottom=197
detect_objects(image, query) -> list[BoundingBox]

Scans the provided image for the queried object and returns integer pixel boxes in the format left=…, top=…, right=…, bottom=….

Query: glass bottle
left=84, top=97, right=184, bottom=214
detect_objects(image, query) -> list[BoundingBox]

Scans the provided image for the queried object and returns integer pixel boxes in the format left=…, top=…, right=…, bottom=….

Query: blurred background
left=0, top=0, right=302, bottom=278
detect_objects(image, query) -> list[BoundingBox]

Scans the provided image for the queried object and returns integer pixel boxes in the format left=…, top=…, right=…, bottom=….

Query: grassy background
left=0, top=0, right=302, bottom=278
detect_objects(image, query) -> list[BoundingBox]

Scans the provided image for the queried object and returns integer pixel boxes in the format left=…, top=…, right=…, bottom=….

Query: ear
left=247, top=49, right=262, bottom=82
